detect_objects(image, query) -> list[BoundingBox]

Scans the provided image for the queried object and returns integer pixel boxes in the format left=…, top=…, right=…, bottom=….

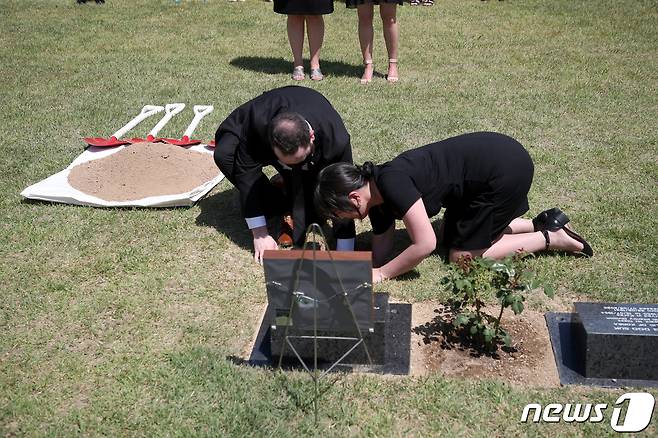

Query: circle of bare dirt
left=410, top=301, right=560, bottom=387
left=68, top=142, right=219, bottom=201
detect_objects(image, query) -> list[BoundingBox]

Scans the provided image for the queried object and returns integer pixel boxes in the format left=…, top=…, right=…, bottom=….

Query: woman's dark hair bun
left=359, top=161, right=375, bottom=178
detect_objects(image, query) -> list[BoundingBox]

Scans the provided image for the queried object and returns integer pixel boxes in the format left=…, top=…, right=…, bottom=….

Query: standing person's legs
left=357, top=4, right=375, bottom=83
left=287, top=15, right=305, bottom=79
left=305, top=15, right=325, bottom=80
left=380, top=3, right=399, bottom=81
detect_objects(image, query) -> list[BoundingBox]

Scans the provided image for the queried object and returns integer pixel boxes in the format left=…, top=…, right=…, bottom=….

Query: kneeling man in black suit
left=214, top=86, right=356, bottom=263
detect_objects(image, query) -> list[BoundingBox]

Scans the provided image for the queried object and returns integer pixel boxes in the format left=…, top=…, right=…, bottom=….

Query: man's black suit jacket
left=214, top=86, right=352, bottom=221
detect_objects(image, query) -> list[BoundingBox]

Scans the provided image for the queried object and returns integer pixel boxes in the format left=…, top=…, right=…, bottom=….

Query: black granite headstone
left=574, top=302, right=658, bottom=380
left=546, top=302, right=658, bottom=387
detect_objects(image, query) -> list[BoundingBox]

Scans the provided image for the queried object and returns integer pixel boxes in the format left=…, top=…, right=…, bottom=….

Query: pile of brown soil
left=68, top=142, right=219, bottom=201
left=410, top=301, right=560, bottom=387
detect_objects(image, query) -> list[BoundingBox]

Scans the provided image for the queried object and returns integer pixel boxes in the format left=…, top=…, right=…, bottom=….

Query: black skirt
left=274, top=0, right=334, bottom=15
left=442, top=138, right=534, bottom=251
left=345, top=0, right=403, bottom=8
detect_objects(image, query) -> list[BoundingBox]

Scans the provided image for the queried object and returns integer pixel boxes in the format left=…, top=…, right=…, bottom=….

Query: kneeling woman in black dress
left=315, top=132, right=592, bottom=283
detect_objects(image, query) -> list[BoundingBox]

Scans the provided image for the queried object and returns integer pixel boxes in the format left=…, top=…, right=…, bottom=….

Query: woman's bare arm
left=375, top=199, right=436, bottom=281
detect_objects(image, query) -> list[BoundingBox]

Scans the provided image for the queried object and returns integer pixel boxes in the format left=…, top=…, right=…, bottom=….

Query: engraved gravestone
left=573, top=302, right=658, bottom=380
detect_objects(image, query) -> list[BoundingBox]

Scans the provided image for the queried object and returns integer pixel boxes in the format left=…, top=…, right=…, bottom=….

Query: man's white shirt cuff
left=336, top=238, right=355, bottom=251
left=245, top=216, right=267, bottom=229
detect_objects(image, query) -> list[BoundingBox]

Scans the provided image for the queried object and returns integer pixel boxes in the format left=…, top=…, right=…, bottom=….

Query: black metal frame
left=272, top=223, right=373, bottom=420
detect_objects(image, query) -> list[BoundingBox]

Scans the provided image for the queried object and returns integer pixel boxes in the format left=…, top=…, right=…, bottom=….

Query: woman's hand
left=372, top=268, right=387, bottom=284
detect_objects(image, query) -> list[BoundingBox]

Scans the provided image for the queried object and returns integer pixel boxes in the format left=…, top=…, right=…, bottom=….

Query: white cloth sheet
left=20, top=144, right=224, bottom=207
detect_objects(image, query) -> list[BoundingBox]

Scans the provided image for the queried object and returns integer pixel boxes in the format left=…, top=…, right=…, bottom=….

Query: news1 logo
left=520, top=393, right=655, bottom=432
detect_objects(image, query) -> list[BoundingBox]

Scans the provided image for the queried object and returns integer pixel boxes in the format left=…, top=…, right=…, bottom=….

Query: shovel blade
left=83, top=136, right=130, bottom=147
left=161, top=136, right=202, bottom=146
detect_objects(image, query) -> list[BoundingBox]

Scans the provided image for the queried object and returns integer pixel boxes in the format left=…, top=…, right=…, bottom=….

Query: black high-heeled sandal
left=563, top=225, right=594, bottom=257
left=541, top=226, right=593, bottom=257
left=533, top=207, right=570, bottom=232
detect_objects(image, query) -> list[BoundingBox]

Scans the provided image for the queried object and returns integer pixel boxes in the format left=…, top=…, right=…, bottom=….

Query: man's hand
left=252, top=226, right=278, bottom=264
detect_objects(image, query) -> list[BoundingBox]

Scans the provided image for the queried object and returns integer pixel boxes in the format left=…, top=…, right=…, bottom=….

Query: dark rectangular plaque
left=263, top=250, right=373, bottom=331
left=574, top=302, right=658, bottom=380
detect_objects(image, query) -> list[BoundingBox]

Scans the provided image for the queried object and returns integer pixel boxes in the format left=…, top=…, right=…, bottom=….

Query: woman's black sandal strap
left=541, top=229, right=550, bottom=250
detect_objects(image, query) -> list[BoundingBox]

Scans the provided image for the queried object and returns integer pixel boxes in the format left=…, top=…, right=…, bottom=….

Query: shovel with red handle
left=83, top=105, right=164, bottom=147
left=127, top=103, right=186, bottom=144
left=161, top=105, right=214, bottom=146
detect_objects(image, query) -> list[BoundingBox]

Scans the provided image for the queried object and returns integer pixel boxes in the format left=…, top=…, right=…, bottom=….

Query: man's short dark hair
left=268, top=112, right=310, bottom=155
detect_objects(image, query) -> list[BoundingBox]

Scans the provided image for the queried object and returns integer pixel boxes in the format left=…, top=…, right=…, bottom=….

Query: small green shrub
left=441, top=255, right=554, bottom=351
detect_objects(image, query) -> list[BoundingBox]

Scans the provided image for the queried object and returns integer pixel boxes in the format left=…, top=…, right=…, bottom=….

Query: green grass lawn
left=1, top=0, right=657, bottom=435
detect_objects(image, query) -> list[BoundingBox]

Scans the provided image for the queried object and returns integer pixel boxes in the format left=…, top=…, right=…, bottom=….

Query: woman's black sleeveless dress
left=368, top=132, right=535, bottom=251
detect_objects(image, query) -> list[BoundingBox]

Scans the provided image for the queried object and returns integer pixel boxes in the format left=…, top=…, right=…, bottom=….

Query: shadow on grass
left=195, top=188, right=252, bottom=251
left=230, top=56, right=364, bottom=78
left=355, top=217, right=449, bottom=272
left=194, top=187, right=348, bottom=253
left=225, top=354, right=343, bottom=413
left=395, top=270, right=421, bottom=281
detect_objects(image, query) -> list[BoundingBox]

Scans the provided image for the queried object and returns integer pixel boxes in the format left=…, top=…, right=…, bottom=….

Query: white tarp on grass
left=20, top=144, right=224, bottom=208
